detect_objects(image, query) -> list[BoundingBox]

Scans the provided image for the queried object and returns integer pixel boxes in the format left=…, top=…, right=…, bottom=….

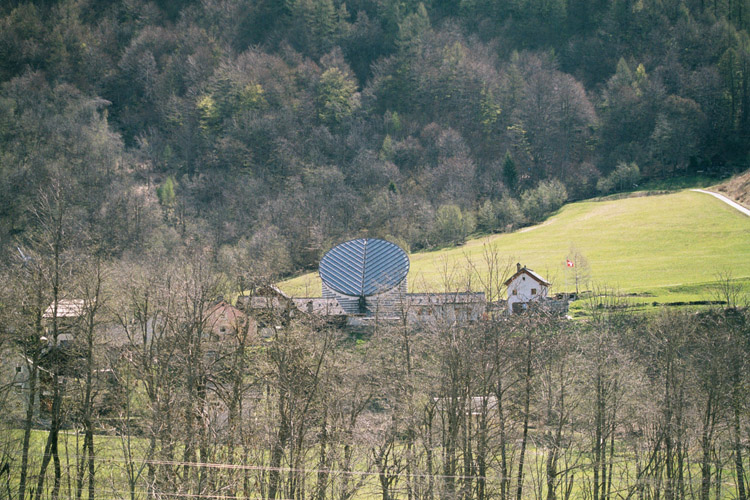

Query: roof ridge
left=360, top=238, right=368, bottom=297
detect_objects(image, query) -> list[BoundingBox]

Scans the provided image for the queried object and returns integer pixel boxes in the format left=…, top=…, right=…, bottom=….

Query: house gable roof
left=43, top=299, right=86, bottom=318
left=503, top=267, right=551, bottom=287
left=206, top=300, right=247, bottom=324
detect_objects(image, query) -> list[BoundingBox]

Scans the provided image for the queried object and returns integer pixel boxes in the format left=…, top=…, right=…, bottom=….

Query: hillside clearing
left=279, top=190, right=750, bottom=307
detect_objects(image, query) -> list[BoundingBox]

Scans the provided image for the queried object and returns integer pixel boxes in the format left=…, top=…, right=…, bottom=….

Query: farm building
left=504, top=263, right=568, bottom=315
left=10, top=299, right=91, bottom=420
left=504, top=263, right=551, bottom=314
left=245, top=238, right=487, bottom=326
left=245, top=241, right=570, bottom=324
left=204, top=299, right=256, bottom=341
left=319, top=238, right=410, bottom=318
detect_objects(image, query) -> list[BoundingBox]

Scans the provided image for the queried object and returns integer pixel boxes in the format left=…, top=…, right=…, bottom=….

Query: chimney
left=517, top=263, right=521, bottom=272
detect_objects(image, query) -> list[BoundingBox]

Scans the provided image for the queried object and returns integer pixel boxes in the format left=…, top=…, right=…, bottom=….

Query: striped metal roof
left=319, top=238, right=409, bottom=297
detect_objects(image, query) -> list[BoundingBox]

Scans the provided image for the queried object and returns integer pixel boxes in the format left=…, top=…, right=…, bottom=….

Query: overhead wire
left=4, top=452, right=497, bottom=480
left=6, top=451, right=745, bottom=488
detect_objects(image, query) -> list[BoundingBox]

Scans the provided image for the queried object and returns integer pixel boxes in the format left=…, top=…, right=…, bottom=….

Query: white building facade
left=504, top=264, right=551, bottom=314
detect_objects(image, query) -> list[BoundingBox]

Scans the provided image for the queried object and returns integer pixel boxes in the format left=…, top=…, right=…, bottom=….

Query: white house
left=42, top=299, right=86, bottom=345
left=504, top=264, right=551, bottom=314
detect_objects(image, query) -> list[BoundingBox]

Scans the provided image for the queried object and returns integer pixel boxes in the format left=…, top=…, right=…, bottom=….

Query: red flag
left=566, top=259, right=574, bottom=267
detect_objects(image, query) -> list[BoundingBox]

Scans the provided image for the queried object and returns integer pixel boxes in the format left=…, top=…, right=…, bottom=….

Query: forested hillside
left=5, top=4, right=750, bottom=500
left=1, top=0, right=747, bottom=276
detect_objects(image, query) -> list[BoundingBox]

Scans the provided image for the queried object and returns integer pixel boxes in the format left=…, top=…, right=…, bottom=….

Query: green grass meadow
left=279, top=190, right=750, bottom=309
left=7, top=430, right=746, bottom=500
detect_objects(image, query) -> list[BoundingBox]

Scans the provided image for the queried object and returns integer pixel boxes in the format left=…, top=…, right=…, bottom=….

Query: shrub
left=434, top=204, right=475, bottom=246
left=477, top=200, right=497, bottom=232
left=495, top=195, right=524, bottom=229
left=597, top=161, right=640, bottom=194
left=156, top=176, right=176, bottom=207
left=502, top=151, right=518, bottom=191
left=521, top=180, right=568, bottom=223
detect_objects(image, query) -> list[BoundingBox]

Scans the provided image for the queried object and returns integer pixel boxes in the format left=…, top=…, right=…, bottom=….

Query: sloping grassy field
left=279, top=190, right=750, bottom=307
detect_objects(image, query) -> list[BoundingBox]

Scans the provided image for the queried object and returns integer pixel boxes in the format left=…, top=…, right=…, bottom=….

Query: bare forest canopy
left=2, top=254, right=750, bottom=500
left=1, top=0, right=749, bottom=277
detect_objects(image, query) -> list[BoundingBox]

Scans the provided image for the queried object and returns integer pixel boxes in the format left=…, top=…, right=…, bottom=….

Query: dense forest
left=1, top=0, right=749, bottom=276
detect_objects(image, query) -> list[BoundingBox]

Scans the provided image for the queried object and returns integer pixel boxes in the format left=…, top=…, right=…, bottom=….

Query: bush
left=597, top=161, right=640, bottom=194
left=565, top=162, right=600, bottom=200
left=156, top=176, right=177, bottom=207
left=477, top=195, right=525, bottom=234
left=384, top=234, right=410, bottom=253
left=434, top=204, right=475, bottom=246
left=495, top=195, right=524, bottom=229
left=477, top=200, right=497, bottom=232
left=521, top=180, right=568, bottom=223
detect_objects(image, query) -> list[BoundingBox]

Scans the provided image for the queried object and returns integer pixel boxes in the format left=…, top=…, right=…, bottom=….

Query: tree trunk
left=497, top=377, right=509, bottom=500
left=594, top=374, right=604, bottom=500
left=17, top=362, right=37, bottom=500
left=733, top=402, right=747, bottom=500
left=316, top=408, right=329, bottom=500
left=463, top=401, right=473, bottom=500
left=426, top=405, right=435, bottom=500
left=86, top=425, right=95, bottom=500
left=476, top=400, right=488, bottom=500
left=34, top=375, right=62, bottom=500
left=516, top=336, right=533, bottom=500
left=268, top=398, right=289, bottom=500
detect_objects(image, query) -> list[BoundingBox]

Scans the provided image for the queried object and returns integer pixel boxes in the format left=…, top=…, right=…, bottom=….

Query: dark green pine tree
left=502, top=151, right=518, bottom=191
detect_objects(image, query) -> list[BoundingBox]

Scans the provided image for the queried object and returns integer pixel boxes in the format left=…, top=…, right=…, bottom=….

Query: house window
left=512, top=290, right=518, bottom=296
left=531, top=288, right=537, bottom=295
left=16, top=366, right=22, bottom=373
